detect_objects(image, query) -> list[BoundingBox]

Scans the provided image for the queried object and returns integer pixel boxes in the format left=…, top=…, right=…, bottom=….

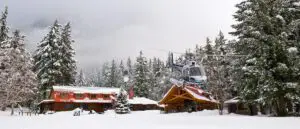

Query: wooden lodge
left=128, top=97, right=159, bottom=111
left=159, top=84, right=218, bottom=113
left=39, top=86, right=120, bottom=113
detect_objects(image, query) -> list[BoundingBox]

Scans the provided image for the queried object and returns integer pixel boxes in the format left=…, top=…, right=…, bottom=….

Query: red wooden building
left=39, top=86, right=120, bottom=113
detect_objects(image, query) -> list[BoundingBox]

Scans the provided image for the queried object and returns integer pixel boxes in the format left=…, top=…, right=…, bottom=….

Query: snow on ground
left=0, top=110, right=299, bottom=129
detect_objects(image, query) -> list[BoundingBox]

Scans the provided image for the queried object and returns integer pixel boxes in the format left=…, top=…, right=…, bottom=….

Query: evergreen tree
left=134, top=51, right=150, bottom=97
left=87, top=69, right=102, bottom=87
left=119, top=60, right=125, bottom=74
left=205, top=37, right=213, bottom=55
left=118, top=60, right=125, bottom=88
left=115, top=88, right=130, bottom=114
left=107, top=60, right=122, bottom=87
left=76, top=69, right=87, bottom=86
left=0, top=6, right=9, bottom=47
left=214, top=31, right=226, bottom=55
left=60, top=22, right=77, bottom=85
left=195, top=44, right=205, bottom=63
left=127, top=57, right=133, bottom=76
left=231, top=0, right=300, bottom=116
left=101, top=62, right=110, bottom=87
left=33, top=20, right=62, bottom=96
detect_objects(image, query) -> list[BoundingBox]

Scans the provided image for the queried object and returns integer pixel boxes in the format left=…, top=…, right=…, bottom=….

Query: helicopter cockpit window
left=189, top=67, right=201, bottom=76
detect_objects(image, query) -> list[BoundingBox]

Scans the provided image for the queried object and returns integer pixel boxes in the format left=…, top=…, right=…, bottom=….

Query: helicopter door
left=182, top=68, right=190, bottom=81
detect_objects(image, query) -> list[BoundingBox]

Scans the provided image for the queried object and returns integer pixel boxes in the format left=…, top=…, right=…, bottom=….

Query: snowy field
left=0, top=110, right=299, bottom=129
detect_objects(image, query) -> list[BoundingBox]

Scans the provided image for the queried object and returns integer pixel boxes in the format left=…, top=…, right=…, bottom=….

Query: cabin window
left=64, top=103, right=74, bottom=109
left=60, top=93, right=68, bottom=99
left=74, top=94, right=84, bottom=99
left=90, top=94, right=97, bottom=99
left=103, top=94, right=110, bottom=99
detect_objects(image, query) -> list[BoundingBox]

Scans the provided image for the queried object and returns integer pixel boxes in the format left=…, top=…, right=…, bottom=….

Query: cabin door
left=81, top=104, right=88, bottom=110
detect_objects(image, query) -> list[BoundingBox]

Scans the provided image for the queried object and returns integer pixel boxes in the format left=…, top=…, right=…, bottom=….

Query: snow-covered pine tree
left=60, top=22, right=77, bottom=85
left=204, top=37, right=213, bottom=61
left=231, top=0, right=300, bottom=116
left=126, top=57, right=133, bottom=76
left=134, top=51, right=150, bottom=97
left=115, top=88, right=130, bottom=114
left=107, top=60, right=122, bottom=87
left=126, top=57, right=134, bottom=88
left=101, top=62, right=110, bottom=87
left=148, top=57, right=170, bottom=100
left=0, top=6, right=9, bottom=47
left=87, top=69, right=102, bottom=87
left=118, top=60, right=125, bottom=88
left=119, top=60, right=125, bottom=75
left=195, top=44, right=206, bottom=64
left=76, top=69, right=88, bottom=86
left=33, top=20, right=62, bottom=97
left=0, top=30, right=38, bottom=113
left=148, top=58, right=158, bottom=100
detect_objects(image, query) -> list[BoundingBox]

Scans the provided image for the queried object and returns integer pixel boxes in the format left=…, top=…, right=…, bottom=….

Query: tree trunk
left=10, top=104, right=14, bottom=116
left=248, top=104, right=254, bottom=116
left=219, top=103, right=224, bottom=115
left=276, top=97, right=287, bottom=116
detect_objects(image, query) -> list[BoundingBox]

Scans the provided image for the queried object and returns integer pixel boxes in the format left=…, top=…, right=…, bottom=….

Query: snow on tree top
left=52, top=86, right=121, bottom=94
left=287, top=47, right=298, bottom=53
left=294, top=1, right=300, bottom=6
left=128, top=97, right=157, bottom=105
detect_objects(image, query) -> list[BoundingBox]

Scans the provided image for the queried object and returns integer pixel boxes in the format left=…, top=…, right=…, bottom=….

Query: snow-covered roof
left=159, top=85, right=217, bottom=104
left=38, top=99, right=55, bottom=105
left=128, top=97, right=157, bottom=105
left=39, top=98, right=114, bottom=104
left=52, top=86, right=121, bottom=94
left=69, top=99, right=113, bottom=103
left=224, top=97, right=240, bottom=104
left=184, top=86, right=218, bottom=103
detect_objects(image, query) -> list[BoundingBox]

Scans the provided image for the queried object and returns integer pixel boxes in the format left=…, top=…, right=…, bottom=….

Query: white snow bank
left=1, top=109, right=299, bottom=129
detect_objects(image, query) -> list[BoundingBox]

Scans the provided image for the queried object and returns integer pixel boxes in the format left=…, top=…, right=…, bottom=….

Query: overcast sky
left=0, top=0, right=241, bottom=70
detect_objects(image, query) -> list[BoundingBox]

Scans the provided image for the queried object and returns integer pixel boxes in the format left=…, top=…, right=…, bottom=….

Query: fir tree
left=60, top=22, right=77, bottom=85
left=108, top=60, right=121, bottom=87
left=76, top=69, right=87, bottom=86
left=231, top=0, right=300, bottom=116
left=134, top=51, right=150, bottom=97
left=195, top=44, right=205, bottom=63
left=126, top=57, right=134, bottom=88
left=101, top=62, right=110, bottom=87
left=119, top=60, right=125, bottom=74
left=127, top=57, right=133, bottom=76
left=205, top=37, right=213, bottom=61
left=33, top=20, right=62, bottom=96
left=115, top=88, right=130, bottom=114
left=0, top=6, right=9, bottom=47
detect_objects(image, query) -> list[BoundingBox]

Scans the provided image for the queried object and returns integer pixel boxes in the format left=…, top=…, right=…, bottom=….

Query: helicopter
left=167, top=52, right=208, bottom=90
